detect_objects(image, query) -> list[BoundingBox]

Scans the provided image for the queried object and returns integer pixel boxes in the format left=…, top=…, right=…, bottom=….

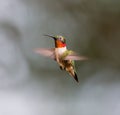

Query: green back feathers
left=61, top=50, right=73, bottom=59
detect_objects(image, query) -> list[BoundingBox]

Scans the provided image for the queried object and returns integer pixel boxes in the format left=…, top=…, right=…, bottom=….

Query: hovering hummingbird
left=34, top=35, right=88, bottom=83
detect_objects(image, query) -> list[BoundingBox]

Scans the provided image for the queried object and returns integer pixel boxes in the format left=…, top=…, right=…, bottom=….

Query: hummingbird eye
left=60, top=37, right=62, bottom=40
left=59, top=36, right=64, bottom=41
left=57, top=36, right=66, bottom=43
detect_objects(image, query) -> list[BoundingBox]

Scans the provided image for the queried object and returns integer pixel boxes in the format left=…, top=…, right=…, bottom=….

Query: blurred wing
left=64, top=55, right=88, bottom=60
left=64, top=51, right=88, bottom=60
left=34, top=48, right=55, bottom=59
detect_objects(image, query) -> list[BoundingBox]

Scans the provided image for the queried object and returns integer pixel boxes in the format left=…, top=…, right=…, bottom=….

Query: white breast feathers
left=56, top=47, right=67, bottom=55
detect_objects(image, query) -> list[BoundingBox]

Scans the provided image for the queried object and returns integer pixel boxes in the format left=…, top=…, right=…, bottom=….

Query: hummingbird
left=34, top=35, right=88, bottom=83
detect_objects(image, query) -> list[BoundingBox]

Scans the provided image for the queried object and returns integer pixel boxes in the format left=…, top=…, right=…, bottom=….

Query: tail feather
left=74, top=72, right=79, bottom=83
left=69, top=71, right=79, bottom=83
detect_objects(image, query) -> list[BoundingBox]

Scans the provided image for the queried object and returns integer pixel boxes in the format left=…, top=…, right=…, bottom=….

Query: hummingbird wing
left=65, top=55, right=88, bottom=60
left=34, top=48, right=55, bottom=59
left=62, top=50, right=88, bottom=60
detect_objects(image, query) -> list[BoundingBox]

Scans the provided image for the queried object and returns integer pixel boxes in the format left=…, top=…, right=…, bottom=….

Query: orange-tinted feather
left=55, top=40, right=66, bottom=48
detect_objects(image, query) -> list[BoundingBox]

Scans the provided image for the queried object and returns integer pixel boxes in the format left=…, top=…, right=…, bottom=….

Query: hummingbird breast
left=55, top=47, right=68, bottom=69
left=56, top=47, right=67, bottom=55
left=55, top=47, right=74, bottom=72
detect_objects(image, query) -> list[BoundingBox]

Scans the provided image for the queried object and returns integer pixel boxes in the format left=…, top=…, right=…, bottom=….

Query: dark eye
left=59, top=37, right=62, bottom=41
left=58, top=36, right=66, bottom=43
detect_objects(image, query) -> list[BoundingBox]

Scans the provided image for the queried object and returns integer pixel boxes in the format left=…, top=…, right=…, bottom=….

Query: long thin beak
left=44, top=35, right=57, bottom=40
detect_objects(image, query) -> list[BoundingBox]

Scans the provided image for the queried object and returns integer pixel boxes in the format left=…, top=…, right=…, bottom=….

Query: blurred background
left=0, top=0, right=120, bottom=115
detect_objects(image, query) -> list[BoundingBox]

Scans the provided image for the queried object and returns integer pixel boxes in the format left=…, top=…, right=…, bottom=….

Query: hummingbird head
left=44, top=35, right=66, bottom=48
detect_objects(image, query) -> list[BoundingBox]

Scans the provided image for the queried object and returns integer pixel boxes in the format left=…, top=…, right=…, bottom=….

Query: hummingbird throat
left=55, top=40, right=66, bottom=48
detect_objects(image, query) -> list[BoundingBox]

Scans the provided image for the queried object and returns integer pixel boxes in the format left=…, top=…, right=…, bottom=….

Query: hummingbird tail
left=66, top=67, right=79, bottom=83
left=69, top=71, right=79, bottom=83
left=74, top=72, right=79, bottom=83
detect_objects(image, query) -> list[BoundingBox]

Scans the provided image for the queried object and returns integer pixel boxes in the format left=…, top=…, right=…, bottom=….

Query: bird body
left=35, top=35, right=87, bottom=83
left=55, top=47, right=67, bottom=55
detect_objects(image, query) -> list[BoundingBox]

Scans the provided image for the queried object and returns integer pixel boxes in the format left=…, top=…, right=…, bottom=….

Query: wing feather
left=63, top=51, right=88, bottom=60
left=64, top=55, right=88, bottom=60
left=34, top=48, right=55, bottom=59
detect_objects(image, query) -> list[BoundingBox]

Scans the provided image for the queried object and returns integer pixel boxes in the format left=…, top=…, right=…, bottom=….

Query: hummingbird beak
left=44, top=35, right=57, bottom=40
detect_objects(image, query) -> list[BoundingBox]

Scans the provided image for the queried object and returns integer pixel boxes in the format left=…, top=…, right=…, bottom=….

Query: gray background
left=0, top=0, right=120, bottom=115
